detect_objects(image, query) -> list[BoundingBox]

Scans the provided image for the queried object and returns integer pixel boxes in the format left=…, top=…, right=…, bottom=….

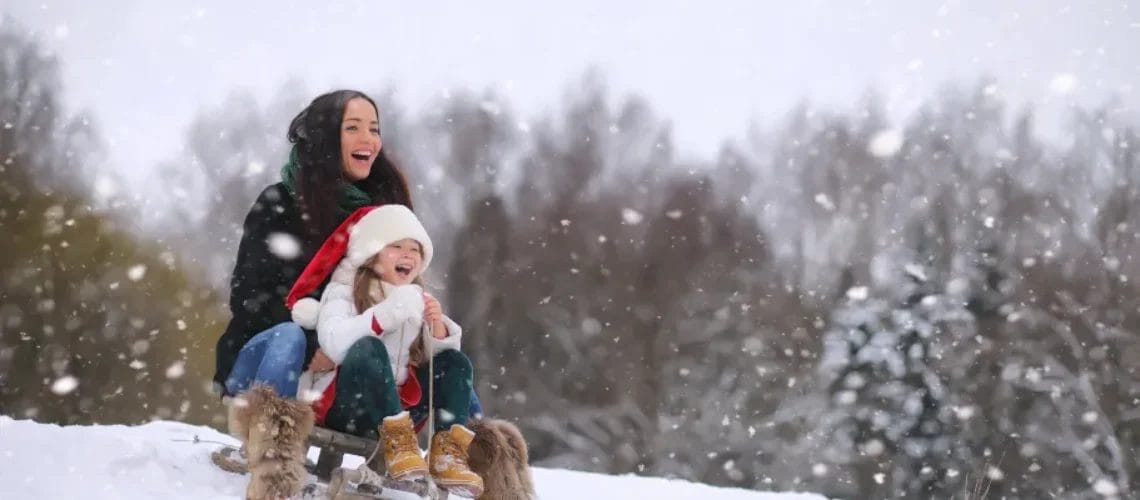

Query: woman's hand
left=423, top=293, right=448, bottom=339
left=309, top=348, right=336, bottom=373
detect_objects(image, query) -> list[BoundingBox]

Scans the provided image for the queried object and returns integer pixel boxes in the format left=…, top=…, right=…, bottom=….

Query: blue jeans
left=224, top=322, right=306, bottom=398
left=469, top=388, right=484, bottom=419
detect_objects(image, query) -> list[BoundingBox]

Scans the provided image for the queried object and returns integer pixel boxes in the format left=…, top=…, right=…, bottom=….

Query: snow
left=49, top=376, right=79, bottom=395
left=621, top=208, right=644, bottom=225
left=0, top=417, right=826, bottom=500
left=267, top=232, right=302, bottom=260
left=867, top=129, right=904, bottom=158
left=1049, top=73, right=1078, bottom=95
left=127, top=264, right=148, bottom=282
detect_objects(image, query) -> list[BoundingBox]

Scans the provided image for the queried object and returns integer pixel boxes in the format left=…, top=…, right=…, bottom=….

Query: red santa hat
left=285, top=204, right=433, bottom=329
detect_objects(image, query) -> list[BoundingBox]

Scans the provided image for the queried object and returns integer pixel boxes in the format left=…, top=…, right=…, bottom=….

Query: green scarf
left=280, top=146, right=373, bottom=215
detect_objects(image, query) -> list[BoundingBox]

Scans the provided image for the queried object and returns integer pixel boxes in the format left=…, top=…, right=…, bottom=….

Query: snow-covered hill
left=0, top=416, right=825, bottom=499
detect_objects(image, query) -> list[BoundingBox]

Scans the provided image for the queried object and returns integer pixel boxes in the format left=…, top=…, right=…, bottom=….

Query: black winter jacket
left=212, top=183, right=323, bottom=394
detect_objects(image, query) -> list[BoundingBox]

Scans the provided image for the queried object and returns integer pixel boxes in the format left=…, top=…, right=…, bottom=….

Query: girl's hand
left=423, top=293, right=448, bottom=339
left=310, top=349, right=335, bottom=373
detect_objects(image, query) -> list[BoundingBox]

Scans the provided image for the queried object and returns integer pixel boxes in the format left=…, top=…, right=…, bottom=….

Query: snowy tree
left=0, top=19, right=224, bottom=426
left=816, top=266, right=977, bottom=498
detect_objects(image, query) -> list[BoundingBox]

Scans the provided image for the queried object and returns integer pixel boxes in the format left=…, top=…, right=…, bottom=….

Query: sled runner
left=305, top=426, right=448, bottom=500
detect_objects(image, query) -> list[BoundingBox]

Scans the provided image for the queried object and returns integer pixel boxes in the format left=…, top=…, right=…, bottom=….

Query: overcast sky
left=7, top=0, right=1139, bottom=177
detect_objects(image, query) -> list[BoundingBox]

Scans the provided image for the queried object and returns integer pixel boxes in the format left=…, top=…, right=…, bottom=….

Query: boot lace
left=386, top=424, right=418, bottom=457
left=438, top=433, right=470, bottom=468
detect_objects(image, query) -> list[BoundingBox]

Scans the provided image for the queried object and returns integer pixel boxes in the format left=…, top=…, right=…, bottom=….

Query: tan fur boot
left=381, top=411, right=428, bottom=480
left=467, top=419, right=536, bottom=500
left=228, top=384, right=314, bottom=500
left=429, top=424, right=485, bottom=498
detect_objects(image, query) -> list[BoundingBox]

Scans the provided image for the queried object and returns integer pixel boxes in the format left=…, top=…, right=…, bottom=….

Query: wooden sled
left=213, top=426, right=449, bottom=499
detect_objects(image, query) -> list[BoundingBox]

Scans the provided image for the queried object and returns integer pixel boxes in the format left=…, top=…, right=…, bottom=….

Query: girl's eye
left=370, top=128, right=380, bottom=135
left=346, top=125, right=358, bottom=131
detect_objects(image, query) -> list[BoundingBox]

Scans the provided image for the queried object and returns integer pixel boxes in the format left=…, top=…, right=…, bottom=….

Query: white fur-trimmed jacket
left=297, top=260, right=462, bottom=398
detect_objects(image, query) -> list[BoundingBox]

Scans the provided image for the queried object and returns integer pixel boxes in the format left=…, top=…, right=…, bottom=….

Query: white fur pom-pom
left=291, top=297, right=320, bottom=329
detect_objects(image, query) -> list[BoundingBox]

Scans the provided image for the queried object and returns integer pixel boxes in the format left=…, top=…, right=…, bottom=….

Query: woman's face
left=340, top=97, right=382, bottom=182
left=373, top=238, right=424, bottom=286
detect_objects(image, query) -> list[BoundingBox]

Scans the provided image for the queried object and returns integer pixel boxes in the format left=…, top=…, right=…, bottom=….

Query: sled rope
left=171, top=435, right=232, bottom=446
left=425, top=321, right=437, bottom=491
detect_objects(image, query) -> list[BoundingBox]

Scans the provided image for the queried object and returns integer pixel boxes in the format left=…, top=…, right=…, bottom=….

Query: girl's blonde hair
left=353, top=254, right=427, bottom=366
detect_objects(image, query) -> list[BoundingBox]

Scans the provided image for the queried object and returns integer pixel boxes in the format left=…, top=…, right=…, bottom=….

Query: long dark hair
left=287, top=90, right=413, bottom=245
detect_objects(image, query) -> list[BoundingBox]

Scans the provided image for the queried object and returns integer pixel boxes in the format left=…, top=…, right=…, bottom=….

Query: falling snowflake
left=165, top=361, right=186, bottom=379
left=868, top=129, right=904, bottom=158
left=813, top=193, right=836, bottom=211
left=953, top=405, right=976, bottom=420
left=621, top=208, right=643, bottom=225
left=267, top=233, right=301, bottom=260
left=1050, top=73, right=1078, bottom=95
left=836, top=390, right=857, bottom=405
left=904, top=263, right=928, bottom=282
left=1093, top=478, right=1118, bottom=496
left=51, top=376, right=78, bottom=395
left=864, top=439, right=885, bottom=457
left=243, top=160, right=265, bottom=177
left=127, top=265, right=147, bottom=282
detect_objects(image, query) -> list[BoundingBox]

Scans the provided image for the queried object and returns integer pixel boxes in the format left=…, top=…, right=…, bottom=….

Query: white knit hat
left=285, top=205, right=433, bottom=328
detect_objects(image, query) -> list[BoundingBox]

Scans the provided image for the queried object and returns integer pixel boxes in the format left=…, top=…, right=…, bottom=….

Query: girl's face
left=340, top=97, right=382, bottom=182
left=373, top=238, right=424, bottom=285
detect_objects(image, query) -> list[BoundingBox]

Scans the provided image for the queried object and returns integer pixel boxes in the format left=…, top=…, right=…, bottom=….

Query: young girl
left=285, top=204, right=483, bottom=498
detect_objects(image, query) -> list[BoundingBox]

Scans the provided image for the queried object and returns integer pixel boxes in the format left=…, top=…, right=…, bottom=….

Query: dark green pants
left=324, top=336, right=474, bottom=439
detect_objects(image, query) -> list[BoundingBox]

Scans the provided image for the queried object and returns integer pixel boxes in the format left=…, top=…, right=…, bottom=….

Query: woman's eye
left=370, top=128, right=380, bottom=135
left=346, top=125, right=357, bottom=131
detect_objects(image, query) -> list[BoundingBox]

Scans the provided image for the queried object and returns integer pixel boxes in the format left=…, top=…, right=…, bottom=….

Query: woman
left=213, top=90, right=414, bottom=499
left=213, top=89, right=412, bottom=400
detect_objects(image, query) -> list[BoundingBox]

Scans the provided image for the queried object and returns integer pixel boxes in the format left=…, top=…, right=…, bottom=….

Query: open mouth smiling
left=394, top=263, right=413, bottom=278
left=350, top=150, right=372, bottom=161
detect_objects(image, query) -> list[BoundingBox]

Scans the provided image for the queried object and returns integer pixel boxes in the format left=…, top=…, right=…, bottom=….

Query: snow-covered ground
left=0, top=416, right=825, bottom=499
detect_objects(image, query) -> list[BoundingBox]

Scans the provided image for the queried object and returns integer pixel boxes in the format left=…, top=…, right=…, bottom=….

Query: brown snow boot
left=232, top=384, right=314, bottom=500
left=429, top=424, right=484, bottom=498
left=381, top=411, right=428, bottom=480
